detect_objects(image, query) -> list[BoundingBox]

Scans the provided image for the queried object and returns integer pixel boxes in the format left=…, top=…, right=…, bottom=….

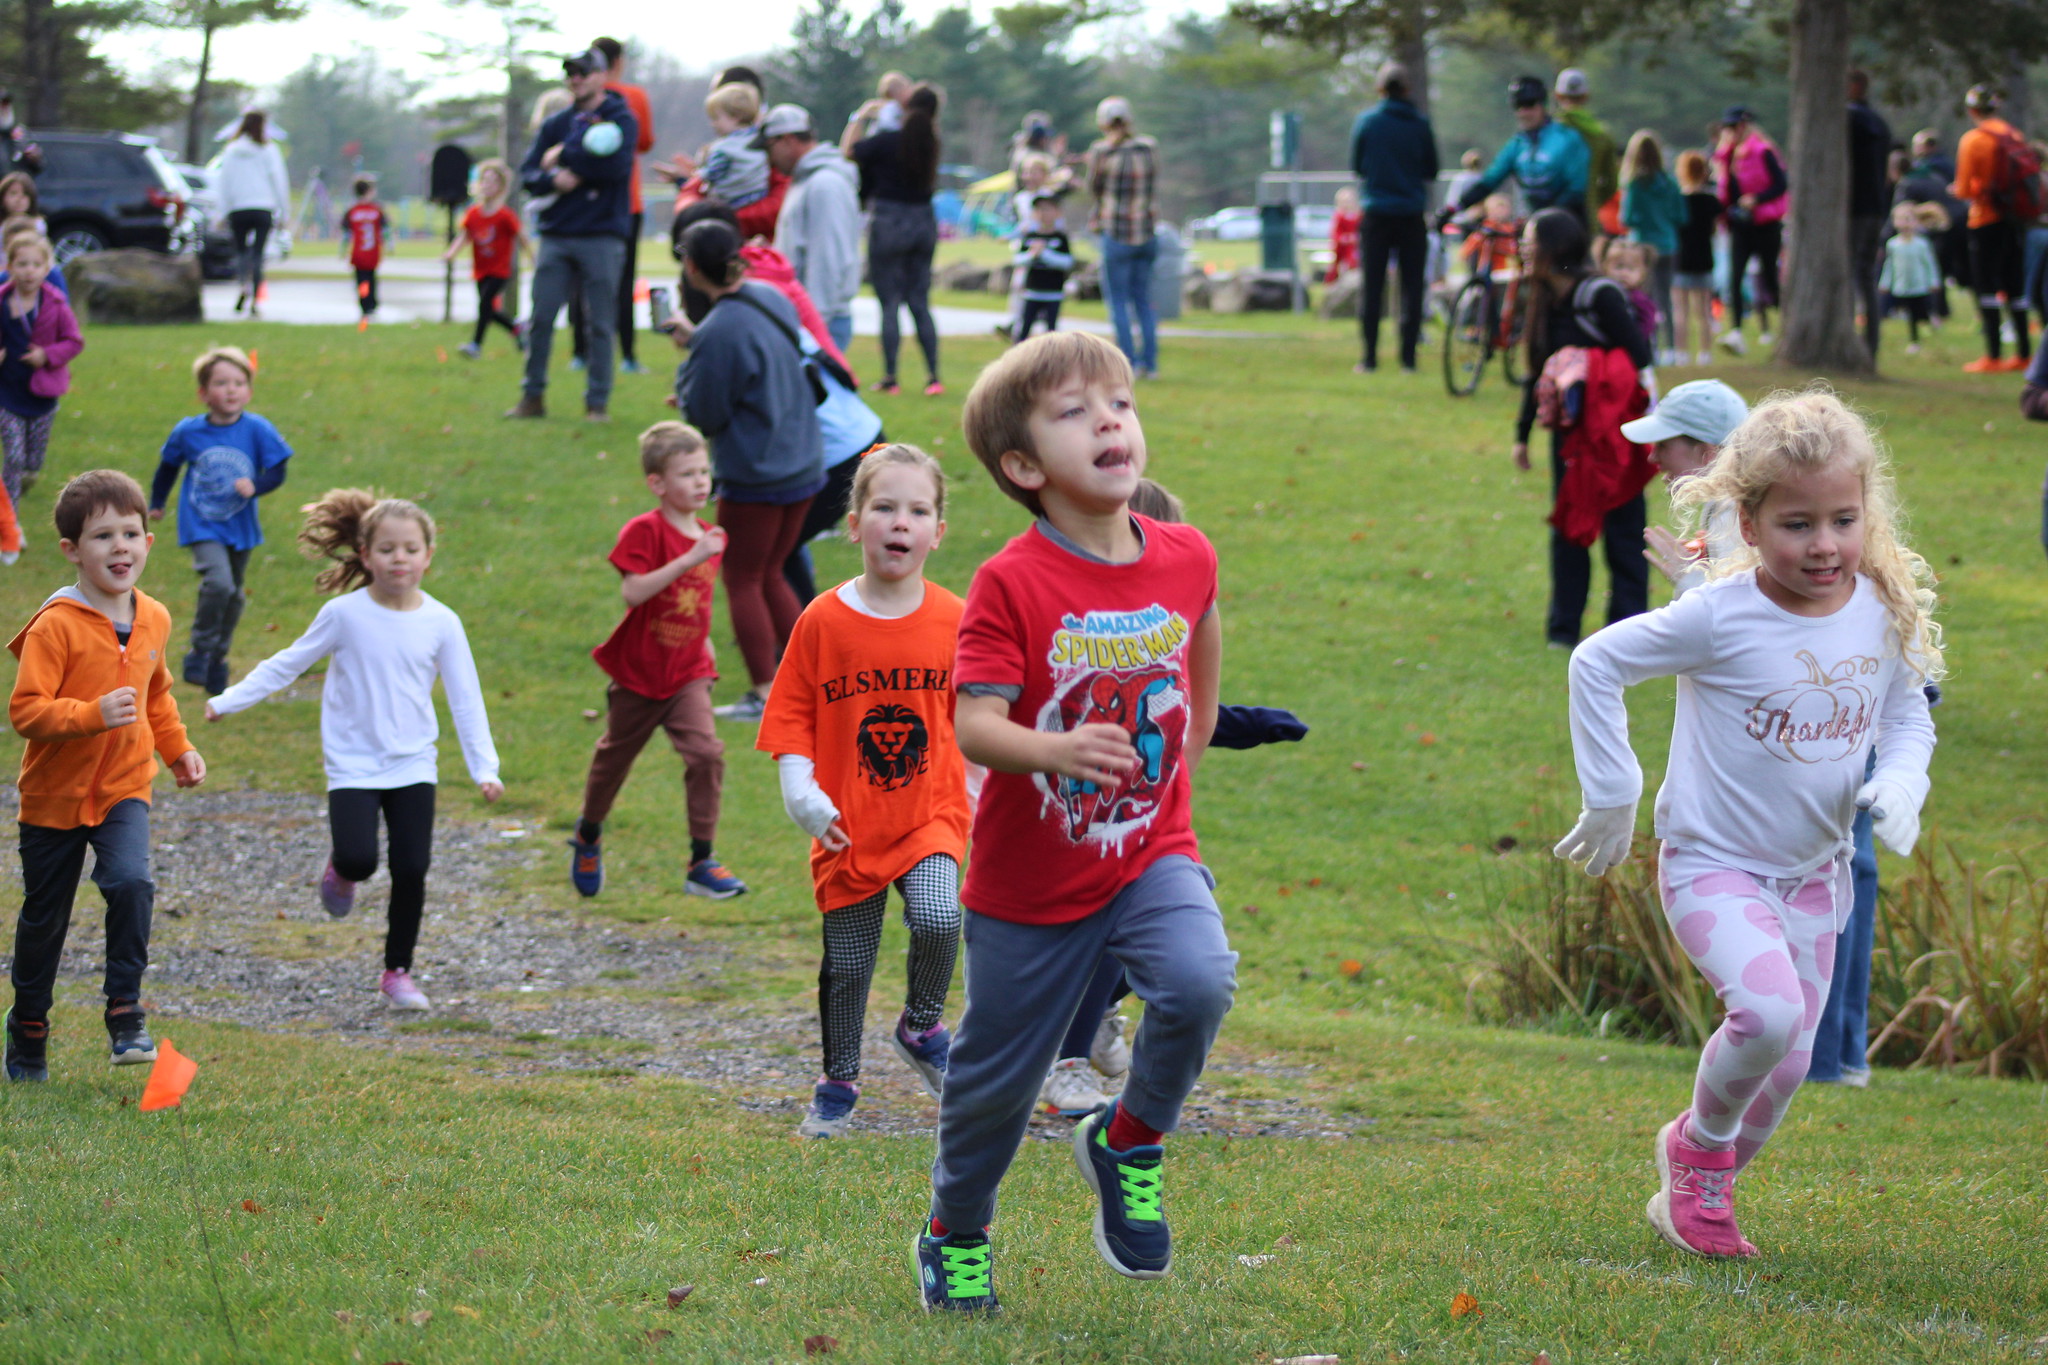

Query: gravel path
left=3, top=786, right=1363, bottom=1140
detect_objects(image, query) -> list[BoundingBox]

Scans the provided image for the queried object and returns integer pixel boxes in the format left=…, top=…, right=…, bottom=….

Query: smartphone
left=649, top=286, right=674, bottom=331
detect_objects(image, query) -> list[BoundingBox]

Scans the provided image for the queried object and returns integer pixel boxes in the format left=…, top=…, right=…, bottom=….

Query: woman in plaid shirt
left=1087, top=96, right=1162, bottom=379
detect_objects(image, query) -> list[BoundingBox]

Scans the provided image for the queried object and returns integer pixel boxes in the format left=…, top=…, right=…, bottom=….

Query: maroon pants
left=717, top=497, right=814, bottom=687
left=581, top=678, right=723, bottom=842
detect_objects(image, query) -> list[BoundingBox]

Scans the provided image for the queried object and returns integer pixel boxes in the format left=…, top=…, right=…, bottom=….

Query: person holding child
left=0, top=230, right=80, bottom=560
left=149, top=345, right=292, bottom=694
left=916, top=331, right=1236, bottom=1311
left=4, top=470, right=207, bottom=1082
left=568, top=421, right=745, bottom=902
left=757, top=444, right=968, bottom=1139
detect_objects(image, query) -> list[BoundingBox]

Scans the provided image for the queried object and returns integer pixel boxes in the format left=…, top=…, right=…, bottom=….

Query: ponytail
left=677, top=219, right=746, bottom=289
left=901, top=84, right=941, bottom=197
left=299, top=488, right=437, bottom=594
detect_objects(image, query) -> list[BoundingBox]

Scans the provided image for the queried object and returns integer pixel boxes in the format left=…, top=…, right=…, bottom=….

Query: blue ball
left=581, top=122, right=622, bottom=158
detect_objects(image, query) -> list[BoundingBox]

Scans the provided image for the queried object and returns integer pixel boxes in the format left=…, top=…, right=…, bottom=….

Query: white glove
left=776, top=754, right=842, bottom=842
left=1553, top=803, right=1637, bottom=876
left=1856, top=778, right=1921, bottom=856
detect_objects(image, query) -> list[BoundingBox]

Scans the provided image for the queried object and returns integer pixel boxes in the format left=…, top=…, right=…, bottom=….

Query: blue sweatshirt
left=1349, top=98, right=1440, bottom=216
left=519, top=89, right=637, bottom=238
left=1461, top=119, right=1590, bottom=214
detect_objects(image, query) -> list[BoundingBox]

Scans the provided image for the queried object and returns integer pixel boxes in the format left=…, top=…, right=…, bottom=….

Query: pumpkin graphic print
left=1742, top=649, right=1878, bottom=763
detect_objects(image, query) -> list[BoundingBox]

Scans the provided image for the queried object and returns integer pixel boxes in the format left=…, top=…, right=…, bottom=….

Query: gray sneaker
left=1091, top=1009, right=1130, bottom=1079
left=712, top=691, right=766, bottom=723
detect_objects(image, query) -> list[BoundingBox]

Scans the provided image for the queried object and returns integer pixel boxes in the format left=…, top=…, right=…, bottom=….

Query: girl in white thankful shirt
left=1555, top=390, right=1939, bottom=1260
left=208, top=490, right=502, bottom=1012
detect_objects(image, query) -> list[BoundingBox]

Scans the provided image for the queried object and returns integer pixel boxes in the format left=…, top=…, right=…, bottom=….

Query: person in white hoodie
left=213, top=110, right=291, bottom=316
left=762, top=105, right=863, bottom=355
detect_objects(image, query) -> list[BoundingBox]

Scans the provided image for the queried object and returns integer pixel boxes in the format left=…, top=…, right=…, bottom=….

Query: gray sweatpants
left=930, top=855, right=1236, bottom=1232
left=189, top=540, right=251, bottom=660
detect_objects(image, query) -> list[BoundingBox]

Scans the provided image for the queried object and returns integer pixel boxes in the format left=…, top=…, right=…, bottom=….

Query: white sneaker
left=1905, top=343, right=1922, bottom=356
left=1719, top=330, right=1747, bottom=356
left=1090, top=1009, right=1130, bottom=1079
left=0, top=550, right=17, bottom=566
left=1757, top=331, right=1775, bottom=347
left=380, top=968, right=430, bottom=1011
left=1039, top=1057, right=1109, bottom=1117
left=1696, top=351, right=1714, bottom=367
left=1840, top=1069, right=1871, bottom=1088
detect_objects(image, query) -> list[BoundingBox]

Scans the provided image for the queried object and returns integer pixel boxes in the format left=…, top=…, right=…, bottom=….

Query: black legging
left=616, top=214, right=642, bottom=363
left=1359, top=211, right=1428, bottom=368
left=868, top=200, right=940, bottom=384
left=474, top=276, right=518, bottom=346
left=1724, top=217, right=1781, bottom=330
left=227, top=208, right=273, bottom=296
left=1547, top=431, right=1649, bottom=647
left=329, top=783, right=436, bottom=971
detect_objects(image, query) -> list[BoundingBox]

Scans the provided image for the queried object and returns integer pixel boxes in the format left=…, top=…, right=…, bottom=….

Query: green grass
left=2, top=313, right=2046, bottom=1360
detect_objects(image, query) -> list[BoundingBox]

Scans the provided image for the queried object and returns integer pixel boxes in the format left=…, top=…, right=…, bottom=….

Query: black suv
left=31, top=131, right=198, bottom=265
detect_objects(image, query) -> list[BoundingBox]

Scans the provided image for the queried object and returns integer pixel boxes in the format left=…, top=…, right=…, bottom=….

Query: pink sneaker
left=379, top=969, right=430, bottom=1011
left=319, top=860, right=356, bottom=919
left=1646, top=1112, right=1758, bottom=1258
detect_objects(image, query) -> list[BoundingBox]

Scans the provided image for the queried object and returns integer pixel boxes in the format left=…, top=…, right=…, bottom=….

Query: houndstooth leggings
left=818, top=853, right=961, bottom=1083
left=0, top=408, right=53, bottom=507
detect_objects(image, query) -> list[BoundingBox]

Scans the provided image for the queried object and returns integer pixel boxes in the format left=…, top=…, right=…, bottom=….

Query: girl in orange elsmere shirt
left=757, top=444, right=971, bottom=1139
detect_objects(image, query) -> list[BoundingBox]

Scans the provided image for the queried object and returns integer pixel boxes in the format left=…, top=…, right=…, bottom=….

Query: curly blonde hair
left=298, top=488, right=437, bottom=593
left=1672, top=386, right=1944, bottom=680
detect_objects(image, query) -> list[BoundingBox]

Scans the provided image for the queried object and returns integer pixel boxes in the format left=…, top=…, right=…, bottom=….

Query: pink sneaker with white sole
left=380, top=968, right=430, bottom=1011
left=1646, top=1112, right=1758, bottom=1258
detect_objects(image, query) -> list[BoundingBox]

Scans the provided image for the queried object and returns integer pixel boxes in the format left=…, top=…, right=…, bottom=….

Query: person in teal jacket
left=1619, top=129, right=1686, bottom=359
left=1453, top=76, right=1590, bottom=221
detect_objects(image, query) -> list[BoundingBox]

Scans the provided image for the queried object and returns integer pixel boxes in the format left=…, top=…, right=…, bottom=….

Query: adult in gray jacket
left=761, top=104, right=863, bottom=354
left=668, top=219, right=826, bottom=722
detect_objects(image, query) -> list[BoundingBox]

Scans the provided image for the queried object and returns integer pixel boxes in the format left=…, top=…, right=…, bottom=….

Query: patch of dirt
left=2, top=786, right=1367, bottom=1140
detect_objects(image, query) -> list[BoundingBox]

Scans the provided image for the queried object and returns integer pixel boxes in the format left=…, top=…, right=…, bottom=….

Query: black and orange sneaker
left=5, top=1009, right=48, bottom=1082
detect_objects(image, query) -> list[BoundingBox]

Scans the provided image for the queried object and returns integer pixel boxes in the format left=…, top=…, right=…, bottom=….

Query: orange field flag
left=139, top=1039, right=199, bottom=1112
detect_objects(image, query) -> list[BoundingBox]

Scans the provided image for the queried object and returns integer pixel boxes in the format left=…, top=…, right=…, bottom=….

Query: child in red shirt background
left=443, top=159, right=528, bottom=358
left=340, top=175, right=386, bottom=324
left=1325, top=184, right=1361, bottom=284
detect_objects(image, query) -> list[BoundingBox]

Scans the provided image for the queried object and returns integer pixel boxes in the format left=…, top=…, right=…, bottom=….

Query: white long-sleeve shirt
left=211, top=589, right=499, bottom=791
left=1568, top=571, right=1935, bottom=878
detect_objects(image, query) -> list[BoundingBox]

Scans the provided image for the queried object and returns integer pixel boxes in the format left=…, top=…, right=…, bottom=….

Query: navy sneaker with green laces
left=913, top=1219, right=1000, bottom=1314
left=4, top=1009, right=49, bottom=1082
left=1073, top=1099, right=1171, bottom=1278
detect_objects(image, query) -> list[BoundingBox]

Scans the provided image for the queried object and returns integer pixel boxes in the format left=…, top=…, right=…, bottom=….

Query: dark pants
left=1725, top=218, right=1781, bottom=330
left=228, top=208, right=272, bottom=295
left=1970, top=219, right=2031, bottom=361
left=1547, top=433, right=1649, bottom=646
left=473, top=276, right=517, bottom=347
left=354, top=266, right=378, bottom=316
left=1360, top=211, right=1428, bottom=368
left=782, top=452, right=864, bottom=605
left=1017, top=296, right=1062, bottom=340
left=11, top=800, right=154, bottom=1019
left=1058, top=955, right=1131, bottom=1061
left=615, top=214, right=642, bottom=363
left=718, top=497, right=815, bottom=687
left=329, top=784, right=435, bottom=972
left=1851, top=214, right=1885, bottom=358
left=189, top=540, right=251, bottom=661
left=869, top=200, right=940, bottom=384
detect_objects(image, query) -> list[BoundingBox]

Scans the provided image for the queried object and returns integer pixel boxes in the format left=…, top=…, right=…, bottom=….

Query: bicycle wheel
left=1442, top=278, right=1493, bottom=398
left=1499, top=282, right=1530, bottom=388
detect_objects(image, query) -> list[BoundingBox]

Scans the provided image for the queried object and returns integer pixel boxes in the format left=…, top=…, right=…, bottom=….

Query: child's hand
left=204, top=701, right=222, bottom=721
left=170, top=749, right=206, bottom=788
left=232, top=477, right=256, bottom=498
left=478, top=780, right=504, bottom=803
left=1050, top=723, right=1138, bottom=788
left=149, top=507, right=165, bottom=522
left=21, top=344, right=44, bottom=369
left=689, top=526, right=728, bottom=564
left=98, top=686, right=139, bottom=728
left=1643, top=526, right=1689, bottom=585
left=818, top=820, right=852, bottom=852
left=1511, top=441, right=1531, bottom=472
left=540, top=144, right=562, bottom=170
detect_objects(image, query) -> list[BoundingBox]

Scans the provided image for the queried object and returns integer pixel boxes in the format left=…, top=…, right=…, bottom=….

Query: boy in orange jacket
left=4, top=470, right=205, bottom=1082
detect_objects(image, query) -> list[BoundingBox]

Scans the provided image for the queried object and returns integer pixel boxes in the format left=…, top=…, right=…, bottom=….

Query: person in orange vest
left=1951, top=84, right=2039, bottom=373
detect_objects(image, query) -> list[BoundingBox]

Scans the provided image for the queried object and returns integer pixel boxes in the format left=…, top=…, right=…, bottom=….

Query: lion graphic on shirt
left=857, top=702, right=930, bottom=791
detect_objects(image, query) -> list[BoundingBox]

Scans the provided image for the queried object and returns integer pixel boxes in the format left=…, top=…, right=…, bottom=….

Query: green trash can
left=1259, top=203, right=1295, bottom=272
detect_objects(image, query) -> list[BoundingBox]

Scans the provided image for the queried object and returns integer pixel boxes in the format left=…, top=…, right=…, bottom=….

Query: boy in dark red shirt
left=915, top=331, right=1234, bottom=1313
left=570, top=422, right=748, bottom=901
left=340, top=175, right=386, bottom=323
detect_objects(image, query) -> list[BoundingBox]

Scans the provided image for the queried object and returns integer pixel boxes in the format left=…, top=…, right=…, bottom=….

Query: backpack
left=1536, top=346, right=1590, bottom=431
left=1987, top=125, right=2046, bottom=223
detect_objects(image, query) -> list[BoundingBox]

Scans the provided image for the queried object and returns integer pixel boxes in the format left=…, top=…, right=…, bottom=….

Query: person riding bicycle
left=1443, top=77, right=1590, bottom=227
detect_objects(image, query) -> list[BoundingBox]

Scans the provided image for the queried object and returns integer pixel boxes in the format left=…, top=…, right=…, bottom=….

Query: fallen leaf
left=241, top=1199, right=265, bottom=1214
left=1419, top=732, right=1438, bottom=746
left=451, top=1305, right=480, bottom=1320
left=666, top=1285, right=693, bottom=1308
left=582, top=709, right=602, bottom=720
left=118, top=1096, right=130, bottom=1107
left=1273, top=1234, right=1296, bottom=1248
left=1350, top=760, right=1366, bottom=771
left=1306, top=878, right=1322, bottom=888
left=644, top=1328, right=673, bottom=1343
left=1532, top=1354, right=1551, bottom=1365
left=737, top=1247, right=783, bottom=1262
left=1339, top=960, right=1363, bottom=978
left=435, top=347, right=448, bottom=363
left=804, top=1336, right=839, bottom=1355
left=409, top=1309, right=433, bottom=1327
left=332, top=1310, right=355, bottom=1324
left=1450, top=1291, right=1481, bottom=1319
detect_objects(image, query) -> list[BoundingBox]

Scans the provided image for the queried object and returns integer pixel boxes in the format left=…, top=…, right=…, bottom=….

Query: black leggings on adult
left=1548, top=432, right=1648, bottom=647
left=868, top=199, right=940, bottom=385
left=1359, top=211, right=1428, bottom=369
left=329, top=783, right=436, bottom=971
left=227, top=208, right=273, bottom=297
left=1724, top=218, right=1781, bottom=331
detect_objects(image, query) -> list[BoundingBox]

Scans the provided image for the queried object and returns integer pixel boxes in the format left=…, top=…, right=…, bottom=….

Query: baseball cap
left=563, top=48, right=609, bottom=77
left=1621, top=380, right=1749, bottom=447
left=1720, top=104, right=1755, bottom=126
left=1554, top=68, right=1590, bottom=99
left=749, top=104, right=814, bottom=148
left=1509, top=76, right=1548, bottom=108
left=1965, top=84, right=2001, bottom=113
left=1096, top=96, right=1133, bottom=127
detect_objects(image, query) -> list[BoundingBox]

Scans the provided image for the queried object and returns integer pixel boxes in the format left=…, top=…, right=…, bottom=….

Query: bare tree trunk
left=1395, top=32, right=1430, bottom=117
left=185, top=18, right=217, bottom=165
left=22, top=0, right=63, bottom=125
left=1779, top=0, right=1871, bottom=373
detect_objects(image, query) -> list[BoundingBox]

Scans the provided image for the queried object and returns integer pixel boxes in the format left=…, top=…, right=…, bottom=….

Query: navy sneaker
left=1072, top=1099, right=1172, bottom=1278
left=4, top=1009, right=48, bottom=1082
left=798, top=1079, right=859, bottom=1138
left=890, top=1013, right=950, bottom=1099
left=568, top=836, right=603, bottom=897
left=685, top=857, right=747, bottom=899
left=913, top=1220, right=999, bottom=1314
left=205, top=655, right=230, bottom=695
left=181, top=650, right=211, bottom=687
left=105, top=1001, right=157, bottom=1066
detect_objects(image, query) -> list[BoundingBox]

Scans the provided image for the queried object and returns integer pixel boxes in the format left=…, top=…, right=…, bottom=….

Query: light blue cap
left=1621, top=379, right=1749, bottom=446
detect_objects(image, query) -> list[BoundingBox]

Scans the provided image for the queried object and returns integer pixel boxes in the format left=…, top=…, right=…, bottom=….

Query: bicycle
left=1442, top=219, right=1528, bottom=398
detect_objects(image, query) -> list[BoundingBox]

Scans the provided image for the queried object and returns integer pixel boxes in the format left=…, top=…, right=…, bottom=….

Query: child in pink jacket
left=0, top=232, right=85, bottom=560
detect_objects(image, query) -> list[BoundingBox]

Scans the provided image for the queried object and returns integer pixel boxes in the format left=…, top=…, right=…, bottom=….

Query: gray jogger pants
left=189, top=540, right=251, bottom=659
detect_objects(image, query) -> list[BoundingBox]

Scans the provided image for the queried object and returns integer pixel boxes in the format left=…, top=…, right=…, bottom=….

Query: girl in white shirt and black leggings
left=207, top=490, right=502, bottom=1012
left=1554, top=389, right=1939, bottom=1260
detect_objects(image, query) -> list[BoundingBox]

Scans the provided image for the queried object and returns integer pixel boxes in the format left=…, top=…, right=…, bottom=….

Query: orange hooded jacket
left=8, top=587, right=192, bottom=829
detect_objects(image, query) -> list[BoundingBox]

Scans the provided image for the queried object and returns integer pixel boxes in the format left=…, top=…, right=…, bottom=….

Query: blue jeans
left=825, top=312, right=853, bottom=356
left=11, top=799, right=154, bottom=1018
left=1810, top=779, right=1878, bottom=1081
left=1099, top=234, right=1159, bottom=373
left=524, top=233, right=626, bottom=409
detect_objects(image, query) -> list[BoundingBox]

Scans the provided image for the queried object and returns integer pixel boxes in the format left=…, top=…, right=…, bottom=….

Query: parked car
left=1185, top=204, right=1334, bottom=243
left=31, top=131, right=197, bottom=265
left=172, top=161, right=239, bottom=280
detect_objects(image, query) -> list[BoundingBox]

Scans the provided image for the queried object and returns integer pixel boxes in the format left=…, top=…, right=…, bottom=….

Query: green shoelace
left=1098, top=1129, right=1164, bottom=1222
left=940, top=1240, right=992, bottom=1298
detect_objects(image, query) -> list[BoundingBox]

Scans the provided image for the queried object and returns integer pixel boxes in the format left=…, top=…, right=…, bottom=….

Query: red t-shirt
left=590, top=509, right=720, bottom=699
left=954, top=518, right=1218, bottom=924
left=462, top=205, right=521, bottom=280
left=343, top=202, right=385, bottom=269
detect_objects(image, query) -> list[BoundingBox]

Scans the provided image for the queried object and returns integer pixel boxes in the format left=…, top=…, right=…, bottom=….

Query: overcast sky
left=99, top=0, right=1226, bottom=103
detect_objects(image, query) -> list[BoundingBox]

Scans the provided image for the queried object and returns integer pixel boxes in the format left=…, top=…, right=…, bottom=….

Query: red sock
left=929, top=1217, right=948, bottom=1237
left=1106, top=1105, right=1163, bottom=1150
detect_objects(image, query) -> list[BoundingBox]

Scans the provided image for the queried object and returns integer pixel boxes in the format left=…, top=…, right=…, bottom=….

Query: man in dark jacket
left=507, top=48, right=638, bottom=423
left=1348, top=62, right=1439, bottom=372
left=1847, top=69, right=1893, bottom=360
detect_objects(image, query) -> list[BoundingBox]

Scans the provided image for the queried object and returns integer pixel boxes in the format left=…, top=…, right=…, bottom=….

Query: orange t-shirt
left=756, top=582, right=971, bottom=913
